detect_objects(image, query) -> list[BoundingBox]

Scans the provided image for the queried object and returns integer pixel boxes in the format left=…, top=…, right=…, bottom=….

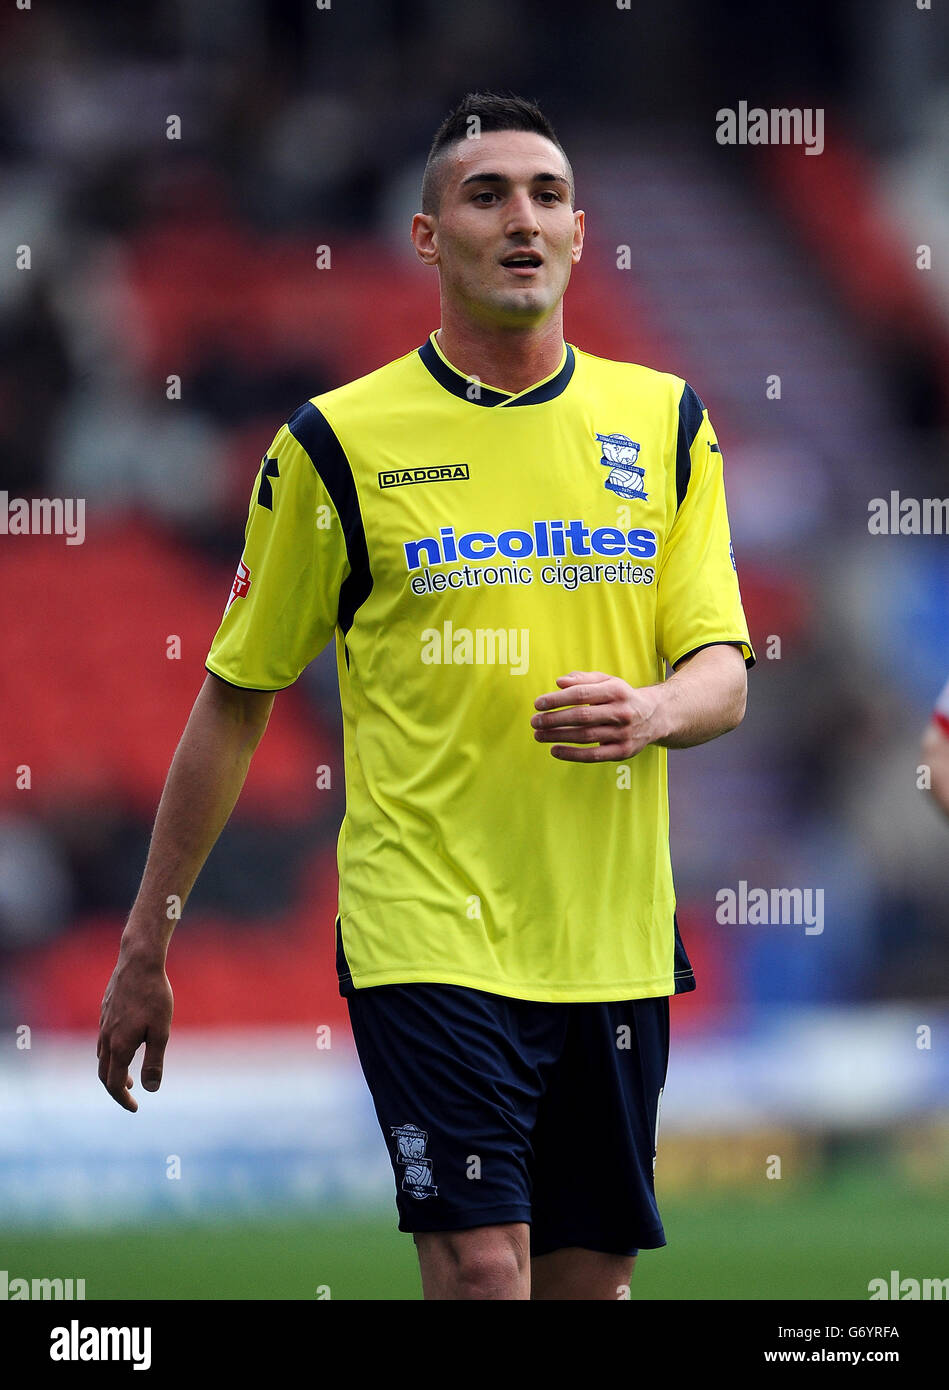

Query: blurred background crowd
left=0, top=0, right=947, bottom=1289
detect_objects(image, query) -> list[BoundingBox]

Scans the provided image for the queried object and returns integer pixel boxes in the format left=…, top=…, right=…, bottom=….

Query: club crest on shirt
left=596, top=433, right=647, bottom=500
left=391, top=1123, right=438, bottom=1199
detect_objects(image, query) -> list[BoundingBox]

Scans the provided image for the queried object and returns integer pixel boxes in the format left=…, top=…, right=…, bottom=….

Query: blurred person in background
left=921, top=676, right=949, bottom=819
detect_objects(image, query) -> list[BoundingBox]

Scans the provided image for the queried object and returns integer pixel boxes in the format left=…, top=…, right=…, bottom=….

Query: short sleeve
left=655, top=383, right=755, bottom=671
left=205, top=410, right=351, bottom=691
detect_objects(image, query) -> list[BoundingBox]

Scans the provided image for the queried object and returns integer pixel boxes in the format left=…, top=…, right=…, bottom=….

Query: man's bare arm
left=97, top=673, right=275, bottom=1111
left=921, top=720, right=949, bottom=819
left=653, top=642, right=748, bottom=748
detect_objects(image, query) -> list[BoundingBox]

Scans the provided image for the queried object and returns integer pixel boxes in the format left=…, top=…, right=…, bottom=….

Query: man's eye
left=473, top=192, right=497, bottom=204
left=537, top=190, right=560, bottom=202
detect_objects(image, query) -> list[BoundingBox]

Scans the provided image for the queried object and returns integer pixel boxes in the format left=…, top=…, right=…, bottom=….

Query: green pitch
left=3, top=1167, right=944, bottom=1300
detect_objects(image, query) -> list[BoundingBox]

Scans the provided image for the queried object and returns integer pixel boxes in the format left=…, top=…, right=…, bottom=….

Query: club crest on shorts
left=597, top=433, right=647, bottom=500
left=391, top=1123, right=438, bottom=1199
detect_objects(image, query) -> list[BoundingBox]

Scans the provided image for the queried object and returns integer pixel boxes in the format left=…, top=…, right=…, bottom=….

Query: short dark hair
left=420, top=91, right=573, bottom=215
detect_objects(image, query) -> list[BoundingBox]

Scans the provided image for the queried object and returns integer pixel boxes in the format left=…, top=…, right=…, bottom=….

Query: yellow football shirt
left=206, top=333, right=755, bottom=1002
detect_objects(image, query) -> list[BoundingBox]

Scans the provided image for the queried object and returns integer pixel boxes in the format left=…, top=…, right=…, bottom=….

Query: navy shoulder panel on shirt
left=287, top=400, right=372, bottom=645
left=674, top=382, right=706, bottom=512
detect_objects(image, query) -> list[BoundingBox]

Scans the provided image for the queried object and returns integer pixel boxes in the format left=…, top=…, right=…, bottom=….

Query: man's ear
left=571, top=208, right=585, bottom=264
left=412, top=212, right=439, bottom=266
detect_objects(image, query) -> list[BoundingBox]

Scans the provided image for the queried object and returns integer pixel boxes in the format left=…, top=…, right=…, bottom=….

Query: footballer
left=921, top=676, right=949, bottom=819
left=98, top=93, right=755, bottom=1300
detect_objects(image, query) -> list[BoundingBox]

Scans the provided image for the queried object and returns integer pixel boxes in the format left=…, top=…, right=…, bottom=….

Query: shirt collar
left=418, top=331, right=575, bottom=408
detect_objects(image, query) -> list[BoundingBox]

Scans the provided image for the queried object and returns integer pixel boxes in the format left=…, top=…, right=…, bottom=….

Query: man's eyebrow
left=459, top=171, right=570, bottom=188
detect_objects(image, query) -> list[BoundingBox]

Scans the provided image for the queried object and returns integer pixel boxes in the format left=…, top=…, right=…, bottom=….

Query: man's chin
left=481, top=288, right=557, bottom=325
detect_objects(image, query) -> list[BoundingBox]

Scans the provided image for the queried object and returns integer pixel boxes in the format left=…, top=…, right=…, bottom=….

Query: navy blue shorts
left=346, top=982, right=670, bottom=1257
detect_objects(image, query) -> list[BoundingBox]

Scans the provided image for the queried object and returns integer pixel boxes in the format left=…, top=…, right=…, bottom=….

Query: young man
left=921, top=677, right=949, bottom=819
left=98, top=93, right=754, bottom=1300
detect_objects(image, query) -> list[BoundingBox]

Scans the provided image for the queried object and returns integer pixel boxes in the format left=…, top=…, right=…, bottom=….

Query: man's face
left=413, top=130, right=584, bottom=329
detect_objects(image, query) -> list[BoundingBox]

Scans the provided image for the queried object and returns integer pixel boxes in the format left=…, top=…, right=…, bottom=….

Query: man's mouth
left=500, top=249, right=543, bottom=274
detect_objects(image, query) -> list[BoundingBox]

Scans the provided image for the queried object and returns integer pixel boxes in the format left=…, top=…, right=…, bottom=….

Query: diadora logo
left=596, top=433, right=647, bottom=501
left=379, top=464, right=470, bottom=489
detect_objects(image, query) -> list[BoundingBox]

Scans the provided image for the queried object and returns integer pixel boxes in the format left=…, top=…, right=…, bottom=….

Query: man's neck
left=435, top=311, right=565, bottom=396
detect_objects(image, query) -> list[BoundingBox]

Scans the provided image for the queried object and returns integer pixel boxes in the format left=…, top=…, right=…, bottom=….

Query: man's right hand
left=97, top=944, right=174, bottom=1112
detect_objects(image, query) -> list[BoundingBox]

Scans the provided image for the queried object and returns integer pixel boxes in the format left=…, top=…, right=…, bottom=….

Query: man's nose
left=504, top=191, right=541, bottom=238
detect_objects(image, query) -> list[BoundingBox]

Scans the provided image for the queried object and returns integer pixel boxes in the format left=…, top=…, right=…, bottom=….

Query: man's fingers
left=533, top=683, right=613, bottom=712
left=555, top=670, right=610, bottom=685
left=109, top=1074, right=138, bottom=1113
left=534, top=673, right=614, bottom=711
left=549, top=741, right=629, bottom=763
left=141, top=1028, right=168, bottom=1092
left=534, top=724, right=621, bottom=745
left=532, top=702, right=621, bottom=731
left=106, top=1044, right=139, bottom=1112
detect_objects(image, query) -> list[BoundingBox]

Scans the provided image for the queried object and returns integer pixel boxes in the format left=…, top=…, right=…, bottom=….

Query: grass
left=3, top=1165, right=944, bottom=1300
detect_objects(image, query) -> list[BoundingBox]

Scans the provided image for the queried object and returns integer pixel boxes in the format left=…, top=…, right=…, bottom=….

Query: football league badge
left=224, top=557, right=252, bottom=614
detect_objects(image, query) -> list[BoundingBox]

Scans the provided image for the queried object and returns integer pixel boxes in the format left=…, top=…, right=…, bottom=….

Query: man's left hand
left=530, top=670, right=665, bottom=763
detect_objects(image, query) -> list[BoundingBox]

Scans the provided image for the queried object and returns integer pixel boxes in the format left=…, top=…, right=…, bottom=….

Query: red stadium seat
left=9, top=848, right=347, bottom=1030
left=0, top=522, right=336, bottom=819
